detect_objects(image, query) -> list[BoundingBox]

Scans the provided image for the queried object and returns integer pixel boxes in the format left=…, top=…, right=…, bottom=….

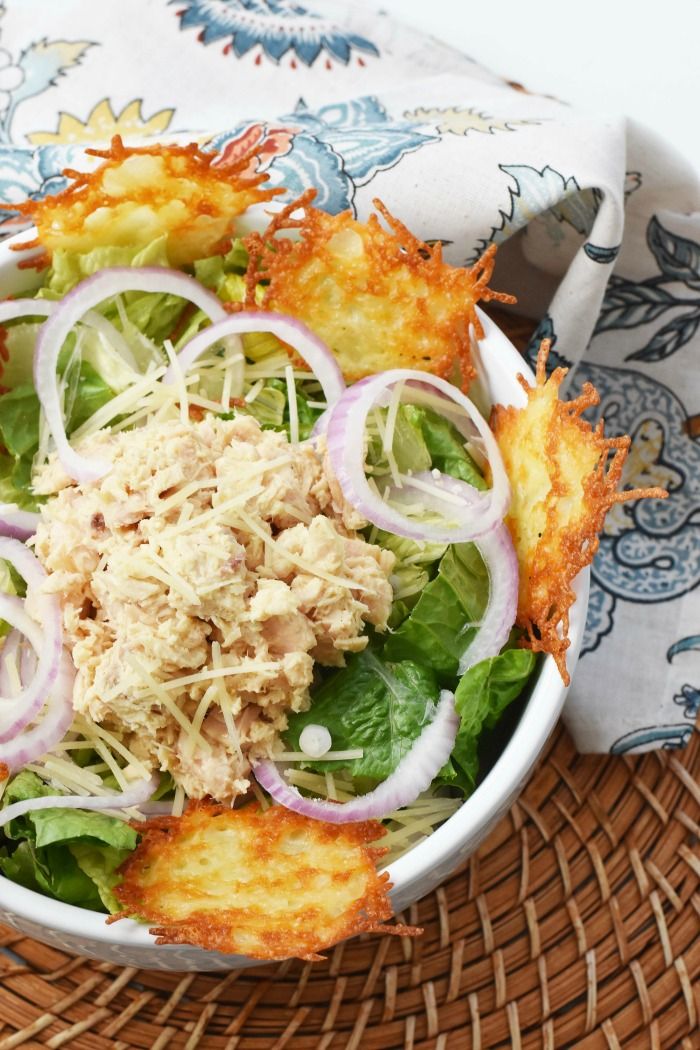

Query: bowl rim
left=0, top=230, right=589, bottom=953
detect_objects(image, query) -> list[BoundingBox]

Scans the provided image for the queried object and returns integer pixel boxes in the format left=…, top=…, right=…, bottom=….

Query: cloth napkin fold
left=0, top=0, right=697, bottom=754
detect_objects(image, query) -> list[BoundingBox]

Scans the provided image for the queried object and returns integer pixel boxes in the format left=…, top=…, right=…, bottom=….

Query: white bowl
left=0, top=234, right=589, bottom=970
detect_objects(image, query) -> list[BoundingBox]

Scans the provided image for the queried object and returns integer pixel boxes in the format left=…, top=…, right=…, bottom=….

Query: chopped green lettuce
left=384, top=543, right=489, bottom=681
left=41, top=236, right=172, bottom=297
left=39, top=237, right=202, bottom=351
left=0, top=771, right=136, bottom=913
left=69, top=842, right=131, bottom=913
left=0, top=840, right=104, bottom=910
left=244, top=377, right=323, bottom=441
left=441, top=649, right=537, bottom=794
left=194, top=239, right=248, bottom=301
left=366, top=403, right=484, bottom=491
left=407, top=405, right=487, bottom=491
left=375, top=531, right=447, bottom=626
left=0, top=360, right=114, bottom=510
left=284, top=648, right=441, bottom=781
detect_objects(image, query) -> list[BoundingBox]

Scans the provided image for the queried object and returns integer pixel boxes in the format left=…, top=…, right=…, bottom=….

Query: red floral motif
left=213, top=123, right=297, bottom=177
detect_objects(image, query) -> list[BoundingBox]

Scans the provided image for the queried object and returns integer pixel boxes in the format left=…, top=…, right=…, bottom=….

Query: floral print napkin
left=0, top=0, right=697, bottom=754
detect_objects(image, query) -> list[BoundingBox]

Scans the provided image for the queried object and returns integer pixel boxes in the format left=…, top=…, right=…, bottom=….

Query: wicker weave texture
left=0, top=310, right=698, bottom=1048
left=0, top=722, right=698, bottom=1049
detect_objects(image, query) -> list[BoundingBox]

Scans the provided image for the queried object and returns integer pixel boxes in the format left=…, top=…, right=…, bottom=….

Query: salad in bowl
left=0, top=139, right=664, bottom=968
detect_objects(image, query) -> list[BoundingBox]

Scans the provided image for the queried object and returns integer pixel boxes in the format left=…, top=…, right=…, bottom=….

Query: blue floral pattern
left=596, top=215, right=700, bottom=362
left=473, top=163, right=602, bottom=259
left=171, top=0, right=379, bottom=66
left=209, top=97, right=438, bottom=213
left=526, top=321, right=700, bottom=664
left=610, top=634, right=700, bottom=751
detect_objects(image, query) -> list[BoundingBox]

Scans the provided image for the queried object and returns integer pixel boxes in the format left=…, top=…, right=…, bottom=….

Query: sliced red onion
left=0, top=537, right=62, bottom=742
left=168, top=311, right=346, bottom=408
left=0, top=628, right=21, bottom=696
left=310, top=408, right=330, bottom=439
left=0, top=648, right=76, bottom=773
left=325, top=371, right=510, bottom=543
left=0, top=298, right=53, bottom=323
left=458, top=521, right=517, bottom=671
left=389, top=471, right=518, bottom=672
left=253, top=689, right=458, bottom=823
left=0, top=297, right=135, bottom=367
left=459, top=518, right=518, bottom=672
left=0, top=768, right=159, bottom=827
left=33, top=268, right=229, bottom=483
left=0, top=503, right=40, bottom=540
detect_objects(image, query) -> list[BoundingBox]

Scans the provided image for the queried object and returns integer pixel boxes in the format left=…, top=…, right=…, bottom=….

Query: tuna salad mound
left=32, top=415, right=394, bottom=801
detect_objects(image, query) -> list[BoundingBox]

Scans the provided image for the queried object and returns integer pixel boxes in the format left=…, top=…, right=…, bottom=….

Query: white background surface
left=352, top=0, right=700, bottom=175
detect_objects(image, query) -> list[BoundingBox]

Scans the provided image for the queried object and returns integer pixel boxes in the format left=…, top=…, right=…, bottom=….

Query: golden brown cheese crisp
left=492, top=341, right=667, bottom=684
left=243, top=190, right=514, bottom=389
left=10, top=136, right=279, bottom=268
left=114, top=802, right=417, bottom=960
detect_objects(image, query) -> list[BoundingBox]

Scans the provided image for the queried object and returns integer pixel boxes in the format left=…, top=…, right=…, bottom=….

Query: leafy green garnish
left=366, top=403, right=484, bottom=491
left=68, top=842, right=131, bottom=913
left=407, top=405, right=486, bottom=491
left=374, top=530, right=446, bottom=627
left=0, top=840, right=105, bottom=910
left=285, top=648, right=441, bottom=781
left=441, top=649, right=537, bottom=793
left=0, top=771, right=137, bottom=913
left=384, top=543, right=489, bottom=681
left=244, top=377, right=323, bottom=442
left=40, top=238, right=207, bottom=349
left=194, top=239, right=248, bottom=301
left=0, top=360, right=114, bottom=510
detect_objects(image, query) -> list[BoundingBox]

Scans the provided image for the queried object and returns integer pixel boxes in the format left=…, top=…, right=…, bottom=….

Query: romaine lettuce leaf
left=0, top=771, right=137, bottom=848
left=284, top=648, right=441, bottom=781
left=384, top=543, right=489, bottom=680
left=375, top=531, right=447, bottom=627
left=194, top=240, right=248, bottom=301
left=40, top=237, right=205, bottom=349
left=406, top=405, right=487, bottom=491
left=69, top=841, right=132, bottom=913
left=366, top=404, right=485, bottom=491
left=0, top=385, right=40, bottom=458
left=442, top=649, right=537, bottom=794
left=42, top=236, right=172, bottom=297
left=245, top=377, right=323, bottom=441
left=0, top=361, right=113, bottom=511
left=0, top=771, right=137, bottom=913
left=0, top=840, right=104, bottom=910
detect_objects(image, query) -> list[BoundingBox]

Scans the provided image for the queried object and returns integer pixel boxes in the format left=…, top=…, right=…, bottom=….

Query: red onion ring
left=253, top=689, right=458, bottom=823
left=0, top=628, right=21, bottom=696
left=167, top=310, right=346, bottom=408
left=0, top=769, right=159, bottom=827
left=325, top=371, right=510, bottom=542
left=0, top=297, right=136, bottom=368
left=389, top=471, right=517, bottom=671
left=459, top=523, right=518, bottom=672
left=0, top=503, right=40, bottom=541
left=0, top=648, right=75, bottom=773
left=33, top=267, right=229, bottom=483
left=0, top=538, right=63, bottom=742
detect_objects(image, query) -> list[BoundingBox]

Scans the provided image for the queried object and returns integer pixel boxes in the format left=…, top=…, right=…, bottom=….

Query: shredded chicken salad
left=0, top=140, right=663, bottom=959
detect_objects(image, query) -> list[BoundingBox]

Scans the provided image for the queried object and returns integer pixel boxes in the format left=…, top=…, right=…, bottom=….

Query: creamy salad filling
left=33, top=415, right=394, bottom=801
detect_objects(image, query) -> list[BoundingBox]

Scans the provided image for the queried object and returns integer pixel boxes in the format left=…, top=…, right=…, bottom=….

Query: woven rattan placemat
left=0, top=722, right=698, bottom=1049
left=0, top=312, right=698, bottom=1049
